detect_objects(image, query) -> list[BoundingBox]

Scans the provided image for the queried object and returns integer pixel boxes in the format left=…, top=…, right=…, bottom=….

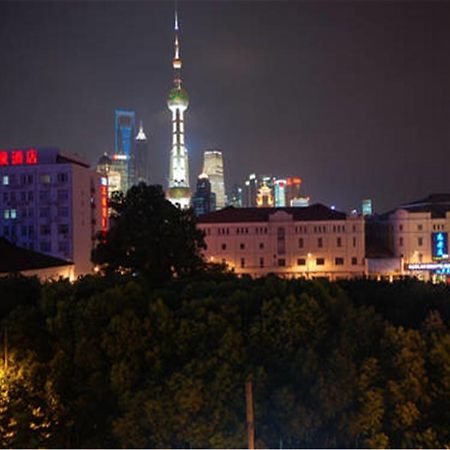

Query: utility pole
left=246, top=375, right=255, bottom=450
left=3, top=327, right=7, bottom=371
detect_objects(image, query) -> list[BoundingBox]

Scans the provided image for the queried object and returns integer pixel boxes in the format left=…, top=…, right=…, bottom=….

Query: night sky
left=0, top=1, right=449, bottom=213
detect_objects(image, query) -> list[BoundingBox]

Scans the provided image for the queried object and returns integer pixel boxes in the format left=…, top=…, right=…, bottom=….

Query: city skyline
left=0, top=1, right=449, bottom=212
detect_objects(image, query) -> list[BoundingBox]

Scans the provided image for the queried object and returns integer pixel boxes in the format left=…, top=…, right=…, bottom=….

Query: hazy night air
left=0, top=1, right=449, bottom=212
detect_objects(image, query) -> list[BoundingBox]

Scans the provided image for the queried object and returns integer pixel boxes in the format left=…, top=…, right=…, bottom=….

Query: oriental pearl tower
left=167, top=5, right=191, bottom=208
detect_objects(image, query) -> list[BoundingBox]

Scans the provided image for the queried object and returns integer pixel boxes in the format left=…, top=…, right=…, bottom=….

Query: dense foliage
left=92, top=184, right=206, bottom=283
left=0, top=274, right=449, bottom=448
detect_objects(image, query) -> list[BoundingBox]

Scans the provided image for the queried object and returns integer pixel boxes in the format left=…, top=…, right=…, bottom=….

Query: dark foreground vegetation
left=0, top=185, right=449, bottom=448
left=1, top=275, right=449, bottom=448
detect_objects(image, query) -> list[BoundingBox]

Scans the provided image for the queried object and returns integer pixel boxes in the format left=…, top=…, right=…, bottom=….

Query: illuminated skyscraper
left=114, top=109, right=136, bottom=192
left=167, top=7, right=191, bottom=208
left=192, top=174, right=216, bottom=216
left=362, top=198, right=373, bottom=216
left=202, top=150, right=225, bottom=210
left=286, top=177, right=302, bottom=206
left=274, top=179, right=287, bottom=207
left=244, top=174, right=258, bottom=207
left=135, top=121, right=149, bottom=184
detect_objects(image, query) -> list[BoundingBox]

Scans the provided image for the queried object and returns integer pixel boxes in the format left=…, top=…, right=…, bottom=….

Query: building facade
left=198, top=205, right=366, bottom=279
left=114, top=109, right=136, bottom=192
left=0, top=147, right=107, bottom=277
left=202, top=150, right=225, bottom=210
left=192, top=174, right=216, bottom=216
left=135, top=121, right=149, bottom=185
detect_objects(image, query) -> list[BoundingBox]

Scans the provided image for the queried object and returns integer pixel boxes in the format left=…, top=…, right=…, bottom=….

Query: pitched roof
left=0, top=238, right=73, bottom=273
left=393, top=193, right=450, bottom=218
left=197, top=204, right=347, bottom=224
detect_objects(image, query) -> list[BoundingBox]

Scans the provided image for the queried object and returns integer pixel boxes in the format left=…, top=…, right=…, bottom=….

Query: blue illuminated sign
left=432, top=232, right=448, bottom=260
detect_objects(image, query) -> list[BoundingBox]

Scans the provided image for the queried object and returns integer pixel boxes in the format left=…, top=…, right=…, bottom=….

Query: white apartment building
left=0, top=147, right=107, bottom=277
left=198, top=204, right=366, bottom=279
left=380, top=194, right=450, bottom=282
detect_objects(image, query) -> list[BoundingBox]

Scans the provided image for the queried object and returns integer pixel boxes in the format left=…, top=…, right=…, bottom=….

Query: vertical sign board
left=432, top=232, right=448, bottom=260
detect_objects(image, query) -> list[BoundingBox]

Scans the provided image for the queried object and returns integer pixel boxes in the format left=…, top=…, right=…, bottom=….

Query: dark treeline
left=0, top=185, right=449, bottom=448
left=0, top=274, right=449, bottom=448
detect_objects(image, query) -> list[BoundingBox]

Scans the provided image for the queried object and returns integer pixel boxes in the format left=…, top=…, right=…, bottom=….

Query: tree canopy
left=92, top=184, right=206, bottom=284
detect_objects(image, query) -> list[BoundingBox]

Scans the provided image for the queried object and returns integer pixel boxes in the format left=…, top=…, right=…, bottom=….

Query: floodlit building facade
left=114, top=109, right=136, bottom=192
left=202, top=150, right=225, bottom=210
left=0, top=147, right=107, bottom=277
left=198, top=205, right=366, bottom=279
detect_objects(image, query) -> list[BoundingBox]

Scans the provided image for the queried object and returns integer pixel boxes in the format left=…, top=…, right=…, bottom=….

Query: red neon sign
left=100, top=183, right=108, bottom=231
left=0, top=148, right=38, bottom=166
left=11, top=150, right=24, bottom=165
left=0, top=151, right=8, bottom=166
left=26, top=148, right=38, bottom=164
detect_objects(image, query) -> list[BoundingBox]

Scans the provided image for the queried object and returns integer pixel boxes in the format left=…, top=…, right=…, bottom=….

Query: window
left=57, top=172, right=68, bottom=183
left=335, top=257, right=344, bottom=265
left=3, top=210, right=9, bottom=219
left=278, top=258, right=286, bottom=267
left=259, top=242, right=264, bottom=250
left=337, top=237, right=342, bottom=247
left=297, top=258, right=306, bottom=266
left=20, top=191, right=26, bottom=202
left=58, top=242, right=69, bottom=253
left=240, top=258, right=245, bottom=268
left=277, top=227, right=286, bottom=255
left=240, top=243, right=245, bottom=250
left=2, top=175, right=9, bottom=185
left=351, top=257, right=358, bottom=265
left=40, top=241, right=51, bottom=252
left=28, top=191, right=33, bottom=201
left=353, top=237, right=357, bottom=247
left=2, top=193, right=7, bottom=202
left=259, top=257, right=264, bottom=268
left=21, top=225, right=27, bottom=237
left=317, top=237, right=323, bottom=248
left=399, top=224, right=403, bottom=231
left=39, top=207, right=50, bottom=218
left=9, top=209, right=16, bottom=219
left=418, top=224, right=423, bottom=231
left=40, top=225, right=50, bottom=235
left=57, top=207, right=68, bottom=217
left=57, top=190, right=69, bottom=201
left=418, top=237, right=423, bottom=247
left=3, top=226, right=8, bottom=236
left=221, top=243, right=227, bottom=250
left=316, top=258, right=325, bottom=265
left=399, top=237, right=403, bottom=246
left=58, top=224, right=69, bottom=235
left=39, top=191, right=50, bottom=202
left=40, top=174, right=51, bottom=184
left=298, top=238, right=304, bottom=248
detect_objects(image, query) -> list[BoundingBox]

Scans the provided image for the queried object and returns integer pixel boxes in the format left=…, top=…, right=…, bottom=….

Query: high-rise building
left=167, top=7, right=191, bottom=209
left=135, top=121, right=149, bottom=184
left=362, top=198, right=373, bottom=216
left=202, top=150, right=225, bottom=210
left=256, top=181, right=274, bottom=207
left=286, top=177, right=303, bottom=206
left=244, top=174, right=259, bottom=207
left=274, top=179, right=287, bottom=207
left=229, top=184, right=243, bottom=208
left=96, top=153, right=122, bottom=198
left=192, top=174, right=216, bottom=216
left=114, top=109, right=136, bottom=192
left=0, top=147, right=107, bottom=276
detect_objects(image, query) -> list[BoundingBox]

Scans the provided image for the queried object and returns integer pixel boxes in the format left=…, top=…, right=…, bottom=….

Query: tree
left=92, top=184, right=206, bottom=284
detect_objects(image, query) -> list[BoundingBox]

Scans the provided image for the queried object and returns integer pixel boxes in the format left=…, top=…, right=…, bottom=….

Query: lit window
left=40, top=174, right=51, bottom=184
left=3, top=210, right=10, bottom=219
left=2, top=175, right=9, bottom=185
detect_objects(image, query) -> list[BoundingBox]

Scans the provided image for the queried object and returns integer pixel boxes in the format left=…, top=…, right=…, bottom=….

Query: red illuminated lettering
left=0, top=151, right=8, bottom=166
left=26, top=148, right=38, bottom=164
left=11, top=150, right=23, bottom=165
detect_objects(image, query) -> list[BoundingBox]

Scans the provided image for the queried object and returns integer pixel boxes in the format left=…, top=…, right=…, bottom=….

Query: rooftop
left=393, top=193, right=450, bottom=218
left=197, top=204, right=348, bottom=224
left=0, top=238, right=73, bottom=274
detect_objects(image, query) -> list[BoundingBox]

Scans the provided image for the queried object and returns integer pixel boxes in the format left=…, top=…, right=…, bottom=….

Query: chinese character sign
left=432, top=232, right=448, bottom=260
left=0, top=148, right=38, bottom=166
